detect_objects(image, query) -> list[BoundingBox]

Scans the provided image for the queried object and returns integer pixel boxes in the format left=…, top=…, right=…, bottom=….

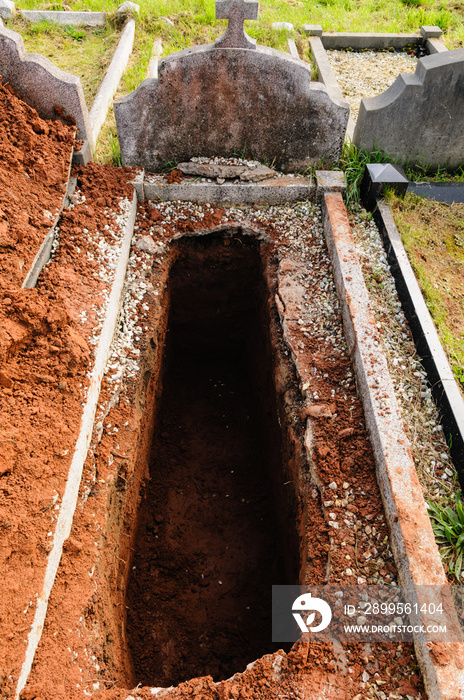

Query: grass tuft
left=428, top=493, right=464, bottom=580
left=340, top=140, right=394, bottom=208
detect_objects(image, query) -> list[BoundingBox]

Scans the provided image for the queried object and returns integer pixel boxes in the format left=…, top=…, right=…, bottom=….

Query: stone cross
left=215, top=0, right=259, bottom=50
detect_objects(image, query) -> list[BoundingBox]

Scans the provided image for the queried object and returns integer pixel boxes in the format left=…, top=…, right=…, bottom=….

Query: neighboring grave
left=114, top=0, right=349, bottom=172
left=0, top=24, right=90, bottom=144
left=353, top=49, right=464, bottom=170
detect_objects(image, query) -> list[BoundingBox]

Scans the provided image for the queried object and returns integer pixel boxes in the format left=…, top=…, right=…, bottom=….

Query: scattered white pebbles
left=327, top=50, right=418, bottom=121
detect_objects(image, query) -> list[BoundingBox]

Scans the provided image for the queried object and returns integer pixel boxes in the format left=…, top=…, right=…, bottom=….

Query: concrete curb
left=147, top=37, right=163, bottom=79
left=373, top=199, right=464, bottom=487
left=89, top=18, right=135, bottom=149
left=322, top=191, right=464, bottom=700
left=143, top=175, right=315, bottom=204
left=426, top=37, right=449, bottom=54
left=309, top=36, right=355, bottom=141
left=317, top=31, right=422, bottom=50
left=0, top=0, right=14, bottom=20
left=15, top=192, right=138, bottom=700
left=287, top=37, right=299, bottom=59
left=20, top=9, right=105, bottom=25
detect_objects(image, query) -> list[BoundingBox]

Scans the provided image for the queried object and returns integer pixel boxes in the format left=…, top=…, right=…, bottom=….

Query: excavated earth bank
left=1, top=86, right=425, bottom=700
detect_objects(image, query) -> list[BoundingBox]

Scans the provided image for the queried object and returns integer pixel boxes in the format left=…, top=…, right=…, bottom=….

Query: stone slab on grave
left=114, top=0, right=349, bottom=173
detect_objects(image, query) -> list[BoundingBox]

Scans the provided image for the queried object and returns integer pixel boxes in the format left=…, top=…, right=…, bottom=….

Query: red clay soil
left=0, top=81, right=136, bottom=699
left=0, top=79, right=75, bottom=289
left=1, top=85, right=425, bottom=700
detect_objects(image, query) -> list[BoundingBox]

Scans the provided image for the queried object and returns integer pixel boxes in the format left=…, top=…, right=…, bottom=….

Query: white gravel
left=327, top=50, right=417, bottom=121
left=350, top=210, right=457, bottom=509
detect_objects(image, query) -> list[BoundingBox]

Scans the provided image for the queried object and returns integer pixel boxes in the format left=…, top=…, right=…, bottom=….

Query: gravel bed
left=350, top=211, right=458, bottom=518
left=327, top=50, right=417, bottom=121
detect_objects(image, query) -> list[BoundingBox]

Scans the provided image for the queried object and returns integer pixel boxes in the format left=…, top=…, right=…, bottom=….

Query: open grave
left=1, top=2, right=464, bottom=700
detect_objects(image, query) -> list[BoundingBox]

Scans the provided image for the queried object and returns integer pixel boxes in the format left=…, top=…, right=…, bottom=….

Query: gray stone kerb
left=20, top=10, right=106, bottom=25
left=322, top=191, right=464, bottom=700
left=142, top=174, right=315, bottom=204
left=303, top=26, right=448, bottom=54
left=308, top=35, right=355, bottom=140
left=0, top=0, right=14, bottom=20
left=0, top=24, right=91, bottom=143
left=88, top=18, right=135, bottom=149
left=19, top=2, right=139, bottom=25
left=114, top=42, right=349, bottom=173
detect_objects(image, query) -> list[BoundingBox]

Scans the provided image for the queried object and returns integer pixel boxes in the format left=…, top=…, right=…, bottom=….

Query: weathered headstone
left=114, top=1, right=349, bottom=172
left=353, top=49, right=464, bottom=170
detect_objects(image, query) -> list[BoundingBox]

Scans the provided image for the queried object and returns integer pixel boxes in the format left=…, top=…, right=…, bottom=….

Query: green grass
left=428, top=493, right=464, bottom=580
left=340, top=140, right=395, bottom=207
left=389, top=193, right=464, bottom=388
left=406, top=163, right=464, bottom=183
left=10, top=0, right=464, bottom=48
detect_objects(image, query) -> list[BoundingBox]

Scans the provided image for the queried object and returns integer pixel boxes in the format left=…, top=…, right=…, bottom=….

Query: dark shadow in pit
left=126, top=231, right=300, bottom=687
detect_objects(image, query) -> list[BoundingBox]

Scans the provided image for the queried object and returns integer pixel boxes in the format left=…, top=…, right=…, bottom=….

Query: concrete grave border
left=88, top=18, right=135, bottom=149
left=306, top=25, right=449, bottom=141
left=16, top=2, right=139, bottom=25
left=322, top=188, right=464, bottom=700
left=22, top=168, right=76, bottom=289
left=371, top=198, right=464, bottom=486
left=142, top=173, right=315, bottom=204
left=20, top=10, right=106, bottom=26
left=304, top=25, right=448, bottom=54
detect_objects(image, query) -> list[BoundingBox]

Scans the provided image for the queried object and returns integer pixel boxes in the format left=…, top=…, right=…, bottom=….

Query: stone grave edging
left=306, top=25, right=448, bottom=143
left=142, top=174, right=316, bottom=204
left=322, top=188, right=464, bottom=700
left=22, top=164, right=76, bottom=289
left=372, top=198, right=464, bottom=487
left=88, top=18, right=135, bottom=150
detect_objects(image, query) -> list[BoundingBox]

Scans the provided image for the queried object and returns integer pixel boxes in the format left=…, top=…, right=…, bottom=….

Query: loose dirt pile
left=0, top=78, right=75, bottom=288
left=0, top=81, right=136, bottom=698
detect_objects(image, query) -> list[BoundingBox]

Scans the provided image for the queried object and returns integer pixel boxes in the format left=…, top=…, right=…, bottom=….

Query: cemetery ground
left=0, top=80, right=430, bottom=700
left=1, top=1, right=464, bottom=700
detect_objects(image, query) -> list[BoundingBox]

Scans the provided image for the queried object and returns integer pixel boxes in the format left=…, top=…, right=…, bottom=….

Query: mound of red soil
left=0, top=78, right=75, bottom=289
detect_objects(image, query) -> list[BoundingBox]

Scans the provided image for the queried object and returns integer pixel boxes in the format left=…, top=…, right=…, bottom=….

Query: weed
left=340, top=140, right=393, bottom=208
left=64, top=25, right=85, bottom=41
left=108, top=132, right=121, bottom=166
left=388, top=193, right=464, bottom=388
left=405, top=162, right=464, bottom=183
left=428, top=493, right=464, bottom=579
